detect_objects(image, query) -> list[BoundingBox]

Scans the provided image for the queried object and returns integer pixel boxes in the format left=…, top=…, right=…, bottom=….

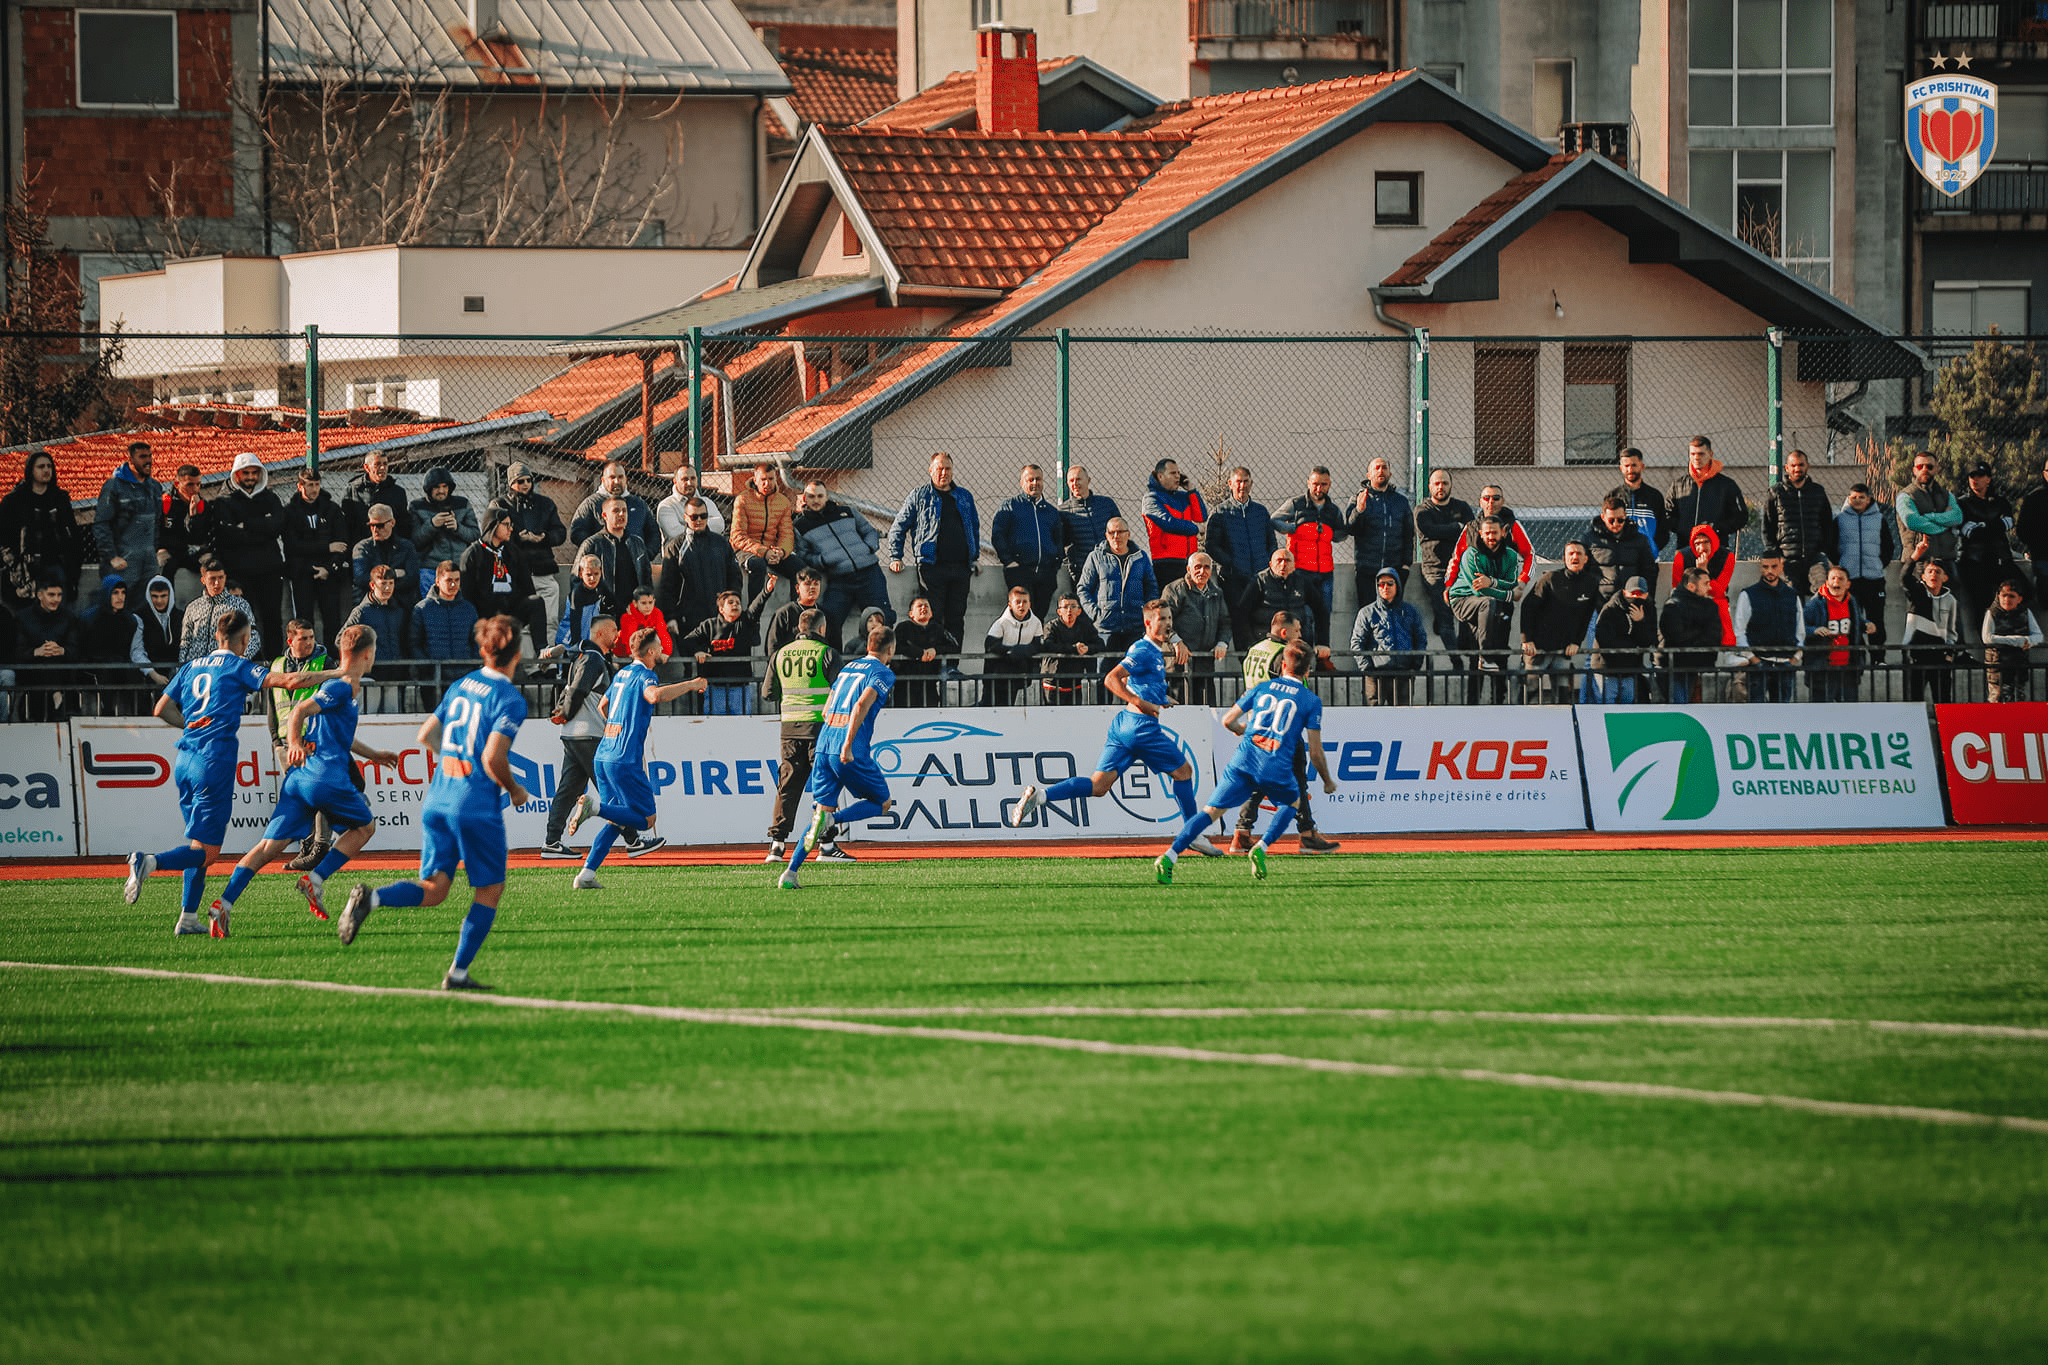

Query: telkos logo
left=1604, top=713, right=1719, bottom=820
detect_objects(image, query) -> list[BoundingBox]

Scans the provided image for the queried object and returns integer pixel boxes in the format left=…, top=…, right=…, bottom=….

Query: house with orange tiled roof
left=501, top=27, right=1919, bottom=566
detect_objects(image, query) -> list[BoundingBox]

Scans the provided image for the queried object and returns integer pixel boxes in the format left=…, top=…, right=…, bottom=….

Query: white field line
left=5, top=962, right=2044, bottom=1137
left=739, top=1004, right=2048, bottom=1042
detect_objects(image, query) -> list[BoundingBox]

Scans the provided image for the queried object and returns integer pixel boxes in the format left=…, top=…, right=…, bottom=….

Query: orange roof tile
left=488, top=352, right=649, bottom=422
left=862, top=58, right=1078, bottom=131
left=24, top=419, right=459, bottom=506
left=826, top=127, right=1192, bottom=290
left=780, top=47, right=899, bottom=129
left=1380, top=154, right=1573, bottom=288
left=740, top=71, right=1408, bottom=457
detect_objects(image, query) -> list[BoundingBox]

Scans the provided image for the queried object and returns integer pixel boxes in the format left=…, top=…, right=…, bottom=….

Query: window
left=1532, top=59, right=1574, bottom=139
left=2001, top=91, right=2048, bottom=162
left=77, top=11, right=177, bottom=109
left=1066, top=0, right=1098, bottom=14
left=350, top=379, right=381, bottom=409
left=463, top=295, right=486, bottom=313
left=1931, top=283, right=2031, bottom=336
left=1564, top=345, right=1629, bottom=466
left=972, top=0, right=1002, bottom=27
left=1423, top=64, right=1463, bottom=92
left=1688, top=148, right=1831, bottom=290
left=1374, top=172, right=1421, bottom=227
left=841, top=214, right=861, bottom=257
left=1474, top=346, right=1536, bottom=467
left=1688, top=0, right=1830, bottom=128
left=381, top=377, right=408, bottom=409
left=632, top=220, right=666, bottom=248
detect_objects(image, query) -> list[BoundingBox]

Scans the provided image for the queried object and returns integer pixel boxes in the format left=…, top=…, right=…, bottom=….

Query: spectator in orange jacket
left=1673, top=522, right=1736, bottom=648
left=613, top=585, right=673, bottom=660
left=730, top=462, right=796, bottom=607
left=1271, top=467, right=1347, bottom=653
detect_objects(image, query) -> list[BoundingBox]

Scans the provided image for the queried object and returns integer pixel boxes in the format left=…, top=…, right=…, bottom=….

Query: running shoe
left=624, top=835, right=666, bottom=859
left=538, top=841, right=579, bottom=860
left=814, top=843, right=856, bottom=862
left=1188, top=834, right=1224, bottom=858
left=763, top=842, right=786, bottom=863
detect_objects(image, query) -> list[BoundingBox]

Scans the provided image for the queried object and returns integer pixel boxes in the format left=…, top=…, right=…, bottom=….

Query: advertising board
left=1934, top=703, right=2048, bottom=826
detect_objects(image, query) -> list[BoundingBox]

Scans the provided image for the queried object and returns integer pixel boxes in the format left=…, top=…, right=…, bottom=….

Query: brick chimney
left=976, top=26, right=1038, bottom=134
left=1559, top=122, right=1630, bottom=169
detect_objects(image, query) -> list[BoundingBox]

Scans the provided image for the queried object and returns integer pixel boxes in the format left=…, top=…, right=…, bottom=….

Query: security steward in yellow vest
left=1230, top=609, right=1340, bottom=855
left=765, top=607, right=851, bottom=861
left=269, top=620, right=349, bottom=870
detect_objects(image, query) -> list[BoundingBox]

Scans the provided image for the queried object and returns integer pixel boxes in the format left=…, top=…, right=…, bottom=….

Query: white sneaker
left=802, top=808, right=833, bottom=854
left=172, top=911, right=206, bottom=936
left=1187, top=834, right=1224, bottom=858
left=624, top=835, right=667, bottom=858
left=763, top=842, right=786, bottom=863
left=1009, top=786, right=1045, bottom=826
left=563, top=794, right=595, bottom=839
left=124, top=851, right=155, bottom=905
left=572, top=869, right=602, bottom=891
left=777, top=870, right=800, bottom=891
left=297, top=872, right=328, bottom=920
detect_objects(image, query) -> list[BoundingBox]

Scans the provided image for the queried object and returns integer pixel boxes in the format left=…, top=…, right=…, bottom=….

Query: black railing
left=1919, top=0, right=2048, bottom=42
left=1189, top=0, right=1387, bottom=42
left=5, top=648, right=2033, bottom=722
left=1918, top=163, right=2048, bottom=216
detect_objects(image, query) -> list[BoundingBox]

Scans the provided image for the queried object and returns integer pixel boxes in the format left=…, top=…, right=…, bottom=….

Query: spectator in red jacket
left=1674, top=523, right=1736, bottom=651
left=1271, top=467, right=1347, bottom=652
left=1142, top=458, right=1205, bottom=590
left=614, top=585, right=673, bottom=660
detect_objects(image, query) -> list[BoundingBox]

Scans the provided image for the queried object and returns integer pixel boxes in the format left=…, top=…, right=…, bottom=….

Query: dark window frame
left=1374, top=172, right=1422, bottom=227
left=76, top=9, right=178, bottom=111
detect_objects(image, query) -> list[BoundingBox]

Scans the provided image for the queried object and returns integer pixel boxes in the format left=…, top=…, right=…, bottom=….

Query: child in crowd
left=891, top=594, right=955, bottom=708
left=981, top=584, right=1043, bottom=706
left=614, top=585, right=673, bottom=660
left=680, top=578, right=775, bottom=715
left=1038, top=594, right=1102, bottom=705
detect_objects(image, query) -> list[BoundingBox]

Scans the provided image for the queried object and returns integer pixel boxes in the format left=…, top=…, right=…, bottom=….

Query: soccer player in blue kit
left=123, top=608, right=344, bottom=937
left=562, top=625, right=706, bottom=889
left=1007, top=598, right=1220, bottom=856
left=204, top=624, right=399, bottom=932
left=336, top=616, right=530, bottom=990
left=779, top=622, right=898, bottom=891
left=1156, top=639, right=1336, bottom=883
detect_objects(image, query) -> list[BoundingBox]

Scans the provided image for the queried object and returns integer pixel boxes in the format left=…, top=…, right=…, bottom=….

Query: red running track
left=6, top=828, right=2045, bottom=879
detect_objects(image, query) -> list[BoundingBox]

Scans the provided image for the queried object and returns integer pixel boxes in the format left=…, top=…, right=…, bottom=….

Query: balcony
left=1189, top=0, right=1388, bottom=58
left=1918, top=1, right=2048, bottom=44
left=1917, top=162, right=2048, bottom=223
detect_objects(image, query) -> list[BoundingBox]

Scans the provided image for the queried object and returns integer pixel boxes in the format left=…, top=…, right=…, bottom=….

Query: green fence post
left=1055, top=327, right=1071, bottom=486
left=1766, top=327, right=1784, bottom=485
left=687, top=326, right=703, bottom=477
left=1414, top=328, right=1431, bottom=493
left=303, top=323, right=320, bottom=475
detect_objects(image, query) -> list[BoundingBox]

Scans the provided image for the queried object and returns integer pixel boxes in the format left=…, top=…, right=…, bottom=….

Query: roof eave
left=555, top=275, right=890, bottom=355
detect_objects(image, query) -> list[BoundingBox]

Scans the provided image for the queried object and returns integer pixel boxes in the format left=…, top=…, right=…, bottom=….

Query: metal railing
left=1188, top=0, right=1387, bottom=42
left=1919, top=0, right=2048, bottom=42
left=1918, top=163, right=2048, bottom=216
left=6, top=647, right=2032, bottom=722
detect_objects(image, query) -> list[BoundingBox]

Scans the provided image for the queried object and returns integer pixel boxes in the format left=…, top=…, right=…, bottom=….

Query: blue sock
left=1169, top=809, right=1214, bottom=857
left=1172, top=777, right=1198, bottom=820
left=452, top=902, right=496, bottom=971
left=1045, top=775, right=1095, bottom=803
left=833, top=799, right=884, bottom=826
left=181, top=867, right=206, bottom=914
left=313, top=847, right=350, bottom=880
left=377, top=881, right=426, bottom=909
left=155, top=846, right=205, bottom=872
left=221, top=866, right=255, bottom=906
left=585, top=823, right=621, bottom=871
left=1260, top=806, right=1298, bottom=847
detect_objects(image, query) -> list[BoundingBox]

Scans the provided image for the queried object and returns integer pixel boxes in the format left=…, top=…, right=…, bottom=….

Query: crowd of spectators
left=1, top=438, right=2043, bottom=721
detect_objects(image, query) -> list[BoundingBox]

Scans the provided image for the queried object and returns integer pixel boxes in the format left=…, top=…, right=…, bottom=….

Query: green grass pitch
left=3, top=843, right=2046, bottom=1363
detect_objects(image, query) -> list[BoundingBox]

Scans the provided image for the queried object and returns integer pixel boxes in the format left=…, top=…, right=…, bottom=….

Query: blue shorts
left=174, top=748, right=236, bottom=847
left=1208, top=762, right=1298, bottom=815
left=594, top=759, right=656, bottom=825
left=263, top=769, right=375, bottom=843
left=419, top=798, right=508, bottom=890
left=1093, top=710, right=1187, bottom=779
left=809, top=748, right=889, bottom=809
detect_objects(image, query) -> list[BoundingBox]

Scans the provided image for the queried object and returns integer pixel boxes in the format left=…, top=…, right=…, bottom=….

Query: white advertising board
left=0, top=723, right=76, bottom=855
left=1212, top=706, right=1587, bottom=833
left=1577, top=704, right=1945, bottom=831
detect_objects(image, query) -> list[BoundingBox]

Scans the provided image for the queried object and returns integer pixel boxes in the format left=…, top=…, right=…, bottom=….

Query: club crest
left=1905, top=75, right=1999, bottom=198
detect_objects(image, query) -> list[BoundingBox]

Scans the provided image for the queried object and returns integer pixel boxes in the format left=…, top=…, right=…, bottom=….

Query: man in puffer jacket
left=1762, top=449, right=1836, bottom=596
left=1519, top=542, right=1600, bottom=705
left=1142, top=459, right=1205, bottom=590
left=1347, top=457, right=1414, bottom=603
left=1668, top=436, right=1750, bottom=546
left=487, top=462, right=568, bottom=631
left=1201, top=466, right=1275, bottom=649
left=1056, top=466, right=1121, bottom=591
left=408, top=561, right=480, bottom=668
left=1351, top=566, right=1426, bottom=706
left=991, top=463, right=1067, bottom=619
left=887, top=452, right=980, bottom=649
left=1835, top=484, right=1897, bottom=654
left=1271, top=467, right=1347, bottom=652
left=1658, top=568, right=1724, bottom=704
left=655, top=502, right=739, bottom=642
left=795, top=480, right=890, bottom=646
left=408, top=466, right=479, bottom=589
left=1160, top=552, right=1228, bottom=703
left=211, top=453, right=288, bottom=657
left=1248, top=548, right=1317, bottom=657
left=92, top=441, right=162, bottom=582
left=1593, top=578, right=1657, bottom=704
left=1075, top=518, right=1156, bottom=656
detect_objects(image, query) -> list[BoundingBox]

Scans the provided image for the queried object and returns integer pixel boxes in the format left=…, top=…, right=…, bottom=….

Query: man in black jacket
left=537, top=616, right=642, bottom=859
left=213, top=453, right=289, bottom=657
left=341, top=450, right=407, bottom=547
left=280, top=468, right=352, bottom=651
left=461, top=505, right=547, bottom=655
left=578, top=497, right=652, bottom=604
left=1659, top=567, right=1725, bottom=704
left=156, top=463, right=213, bottom=605
left=1413, top=469, right=1473, bottom=661
left=2017, top=453, right=2048, bottom=623
left=1762, top=449, right=1837, bottom=597
left=569, top=461, right=656, bottom=545
left=1585, top=498, right=1658, bottom=601
left=1668, top=436, right=1750, bottom=547
left=488, top=462, right=567, bottom=633
left=1519, top=541, right=1601, bottom=704
left=656, top=498, right=739, bottom=635
left=1608, top=448, right=1672, bottom=556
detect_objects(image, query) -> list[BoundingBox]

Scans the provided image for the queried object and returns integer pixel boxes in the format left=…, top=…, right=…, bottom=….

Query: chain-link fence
left=0, top=326, right=2037, bottom=719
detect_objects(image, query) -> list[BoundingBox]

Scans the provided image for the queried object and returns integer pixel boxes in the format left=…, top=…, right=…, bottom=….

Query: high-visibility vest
left=774, top=637, right=833, bottom=724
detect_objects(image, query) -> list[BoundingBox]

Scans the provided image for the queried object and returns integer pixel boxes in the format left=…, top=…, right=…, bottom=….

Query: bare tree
left=0, top=174, right=131, bottom=444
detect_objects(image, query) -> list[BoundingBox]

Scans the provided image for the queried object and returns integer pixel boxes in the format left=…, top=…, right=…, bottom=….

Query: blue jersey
left=168, top=651, right=271, bottom=758
left=595, top=660, right=657, bottom=764
left=1231, top=676, right=1324, bottom=787
left=427, top=668, right=527, bottom=810
left=299, top=678, right=363, bottom=788
left=819, top=656, right=895, bottom=756
left=1118, top=635, right=1171, bottom=708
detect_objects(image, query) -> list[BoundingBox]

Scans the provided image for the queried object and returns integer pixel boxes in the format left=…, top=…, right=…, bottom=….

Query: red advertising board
left=1935, top=703, right=2048, bottom=825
